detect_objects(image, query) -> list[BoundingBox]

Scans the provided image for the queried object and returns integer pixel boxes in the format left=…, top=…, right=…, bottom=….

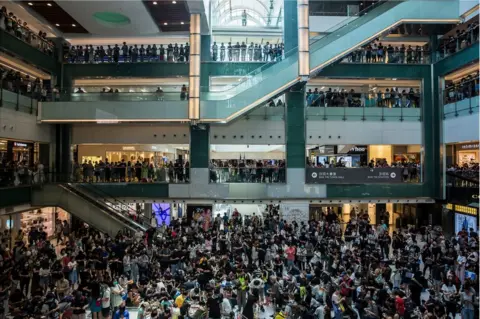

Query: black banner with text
left=306, top=167, right=404, bottom=184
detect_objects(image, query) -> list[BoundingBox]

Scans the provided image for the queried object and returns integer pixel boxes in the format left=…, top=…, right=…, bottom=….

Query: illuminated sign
left=13, top=142, right=28, bottom=147
left=458, top=143, right=479, bottom=150
left=122, top=146, right=135, bottom=151
left=446, top=203, right=478, bottom=216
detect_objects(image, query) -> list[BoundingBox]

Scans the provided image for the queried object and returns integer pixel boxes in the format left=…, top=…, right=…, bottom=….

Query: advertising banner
left=306, top=167, right=404, bottom=184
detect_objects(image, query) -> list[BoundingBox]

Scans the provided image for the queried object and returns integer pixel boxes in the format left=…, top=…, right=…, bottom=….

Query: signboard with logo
left=306, top=167, right=404, bottom=184
left=457, top=143, right=479, bottom=150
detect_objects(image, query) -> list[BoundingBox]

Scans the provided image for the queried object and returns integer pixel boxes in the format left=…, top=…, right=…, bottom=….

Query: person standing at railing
left=212, top=42, right=218, bottom=61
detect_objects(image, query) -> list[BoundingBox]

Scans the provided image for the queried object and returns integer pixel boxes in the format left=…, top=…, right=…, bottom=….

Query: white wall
left=210, top=120, right=285, bottom=144
left=72, top=124, right=190, bottom=144
left=444, top=115, right=480, bottom=144
left=0, top=107, right=53, bottom=143
left=309, top=16, right=357, bottom=33
left=307, top=121, right=421, bottom=145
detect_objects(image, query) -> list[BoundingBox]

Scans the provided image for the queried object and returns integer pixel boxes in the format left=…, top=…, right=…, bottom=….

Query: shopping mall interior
left=0, top=0, right=478, bottom=317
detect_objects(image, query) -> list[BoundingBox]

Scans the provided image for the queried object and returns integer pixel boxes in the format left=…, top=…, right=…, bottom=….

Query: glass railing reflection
left=53, top=90, right=188, bottom=102
left=442, top=78, right=479, bottom=119
left=209, top=168, right=286, bottom=183
left=0, top=86, right=39, bottom=115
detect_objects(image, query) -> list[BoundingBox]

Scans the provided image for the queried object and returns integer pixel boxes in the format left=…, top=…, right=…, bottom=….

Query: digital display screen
left=153, top=203, right=171, bottom=227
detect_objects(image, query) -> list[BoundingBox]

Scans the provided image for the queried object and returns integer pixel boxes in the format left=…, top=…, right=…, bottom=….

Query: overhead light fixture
left=164, top=22, right=168, bottom=25
left=28, top=2, right=33, bottom=6
left=180, top=21, right=184, bottom=25
left=72, top=24, right=76, bottom=27
left=56, top=23, right=60, bottom=26
left=47, top=3, right=52, bottom=6
left=153, top=1, right=157, bottom=4
left=172, top=0, right=177, bottom=3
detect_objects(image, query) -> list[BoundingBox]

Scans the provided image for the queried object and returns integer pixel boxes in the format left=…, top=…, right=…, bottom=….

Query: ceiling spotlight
left=28, top=2, right=33, bottom=6
left=55, top=23, right=60, bottom=26
left=164, top=22, right=168, bottom=25
left=72, top=24, right=76, bottom=27
left=172, top=0, right=177, bottom=3
left=47, top=3, right=52, bottom=6
left=180, top=21, right=184, bottom=25
left=153, top=1, right=157, bottom=4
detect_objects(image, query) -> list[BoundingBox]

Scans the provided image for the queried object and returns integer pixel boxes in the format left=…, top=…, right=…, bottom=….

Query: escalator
left=31, top=183, right=147, bottom=237
left=200, top=0, right=459, bottom=122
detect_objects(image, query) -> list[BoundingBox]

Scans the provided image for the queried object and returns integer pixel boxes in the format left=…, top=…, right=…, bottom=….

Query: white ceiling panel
left=57, top=0, right=160, bottom=36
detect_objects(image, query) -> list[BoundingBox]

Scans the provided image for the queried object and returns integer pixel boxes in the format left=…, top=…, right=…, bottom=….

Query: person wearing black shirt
left=206, top=289, right=222, bottom=319
left=113, top=44, right=120, bottom=63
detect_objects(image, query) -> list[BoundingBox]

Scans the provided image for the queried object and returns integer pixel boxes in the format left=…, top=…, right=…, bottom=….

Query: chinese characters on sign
left=306, top=168, right=404, bottom=184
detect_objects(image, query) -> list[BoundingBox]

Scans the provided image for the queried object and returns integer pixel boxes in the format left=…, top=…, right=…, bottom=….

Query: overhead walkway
left=31, top=183, right=147, bottom=237
left=200, top=0, right=460, bottom=122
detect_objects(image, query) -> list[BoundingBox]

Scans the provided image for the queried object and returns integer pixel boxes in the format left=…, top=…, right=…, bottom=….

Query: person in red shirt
left=394, top=291, right=405, bottom=317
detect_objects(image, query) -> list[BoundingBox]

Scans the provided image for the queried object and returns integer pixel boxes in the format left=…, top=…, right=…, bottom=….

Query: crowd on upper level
left=0, top=6, right=54, bottom=55
left=437, top=21, right=479, bottom=58
left=306, top=88, right=421, bottom=108
left=343, top=42, right=430, bottom=64
left=66, top=42, right=190, bottom=64
left=444, top=72, right=479, bottom=104
left=209, top=159, right=286, bottom=183
left=0, top=66, right=48, bottom=101
left=73, top=159, right=190, bottom=183
left=210, top=42, right=285, bottom=62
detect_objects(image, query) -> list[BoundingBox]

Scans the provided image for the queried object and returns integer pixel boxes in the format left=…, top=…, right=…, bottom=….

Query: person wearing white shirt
left=68, top=257, right=78, bottom=285
left=101, top=284, right=111, bottom=319
left=442, top=280, right=457, bottom=318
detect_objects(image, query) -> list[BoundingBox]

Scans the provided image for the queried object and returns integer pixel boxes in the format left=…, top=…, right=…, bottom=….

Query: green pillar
left=190, top=124, right=210, bottom=168
left=424, top=70, right=441, bottom=199
left=201, top=35, right=211, bottom=62
left=284, top=0, right=298, bottom=53
left=285, top=83, right=306, bottom=168
left=430, top=35, right=438, bottom=63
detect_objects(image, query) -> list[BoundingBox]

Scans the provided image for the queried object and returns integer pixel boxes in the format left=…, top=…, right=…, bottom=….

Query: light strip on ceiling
left=460, top=4, right=479, bottom=19
left=0, top=54, right=51, bottom=79
left=444, top=64, right=479, bottom=81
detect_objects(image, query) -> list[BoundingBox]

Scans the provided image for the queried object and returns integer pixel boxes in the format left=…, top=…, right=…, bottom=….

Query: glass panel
left=442, top=77, right=480, bottom=119
left=55, top=91, right=185, bottom=102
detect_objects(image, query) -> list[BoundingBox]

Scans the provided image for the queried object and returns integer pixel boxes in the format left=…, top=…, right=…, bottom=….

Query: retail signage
left=458, top=143, right=479, bottom=150
left=122, top=146, right=135, bottom=151
left=446, top=203, right=478, bottom=216
left=306, top=167, right=404, bottom=184
left=13, top=142, right=28, bottom=147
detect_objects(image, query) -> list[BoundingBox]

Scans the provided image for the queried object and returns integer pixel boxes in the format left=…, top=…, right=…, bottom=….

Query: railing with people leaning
left=51, top=90, right=188, bottom=102
left=442, top=77, right=479, bottom=119
left=0, top=83, right=40, bottom=115
left=209, top=167, right=286, bottom=183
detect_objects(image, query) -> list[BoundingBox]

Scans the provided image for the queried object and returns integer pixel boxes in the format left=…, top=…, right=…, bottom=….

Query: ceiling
left=22, top=0, right=193, bottom=36
left=21, top=0, right=88, bottom=34
left=143, top=0, right=190, bottom=32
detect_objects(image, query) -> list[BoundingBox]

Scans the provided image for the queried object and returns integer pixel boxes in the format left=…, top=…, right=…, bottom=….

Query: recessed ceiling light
left=180, top=21, right=184, bottom=25
left=153, top=1, right=157, bottom=4
left=47, top=3, right=52, bottom=6
left=72, top=24, right=76, bottom=27
left=172, top=1, right=177, bottom=3
left=28, top=2, right=33, bottom=5
left=164, top=22, right=168, bottom=25
left=56, top=23, right=60, bottom=26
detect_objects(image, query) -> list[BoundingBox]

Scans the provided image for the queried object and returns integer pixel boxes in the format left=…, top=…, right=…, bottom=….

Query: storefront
left=0, top=139, right=40, bottom=165
left=444, top=203, right=479, bottom=235
left=76, top=144, right=190, bottom=166
left=308, top=145, right=367, bottom=167
left=0, top=207, right=70, bottom=248
left=455, top=142, right=479, bottom=166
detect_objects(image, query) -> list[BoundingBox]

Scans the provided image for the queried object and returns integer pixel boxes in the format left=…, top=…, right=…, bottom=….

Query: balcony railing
left=209, top=167, right=286, bottom=183
left=0, top=86, right=39, bottom=115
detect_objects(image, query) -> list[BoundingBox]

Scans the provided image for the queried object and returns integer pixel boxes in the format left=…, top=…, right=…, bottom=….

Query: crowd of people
left=342, top=42, right=430, bottom=64
left=0, top=6, right=54, bottom=55
left=66, top=42, right=191, bottom=64
left=210, top=42, right=285, bottom=62
left=437, top=21, right=479, bottom=59
left=306, top=88, right=421, bottom=108
left=444, top=72, right=479, bottom=105
left=0, top=203, right=478, bottom=319
left=0, top=160, right=46, bottom=187
left=1, top=67, right=48, bottom=101
left=66, top=85, right=190, bottom=101
left=74, top=159, right=190, bottom=184
left=209, top=160, right=286, bottom=183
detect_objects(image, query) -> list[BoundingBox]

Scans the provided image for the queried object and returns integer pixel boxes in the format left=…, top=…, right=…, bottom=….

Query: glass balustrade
left=52, top=90, right=187, bottom=102
left=0, top=86, right=39, bottom=115
left=442, top=77, right=479, bottom=119
left=209, top=168, right=286, bottom=183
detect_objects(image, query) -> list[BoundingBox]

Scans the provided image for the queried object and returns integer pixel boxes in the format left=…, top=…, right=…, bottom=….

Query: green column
left=201, top=35, right=211, bottom=62
left=424, top=70, right=441, bottom=199
left=190, top=124, right=210, bottom=168
left=284, top=0, right=298, bottom=53
left=430, top=35, right=438, bottom=63
left=285, top=83, right=306, bottom=168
